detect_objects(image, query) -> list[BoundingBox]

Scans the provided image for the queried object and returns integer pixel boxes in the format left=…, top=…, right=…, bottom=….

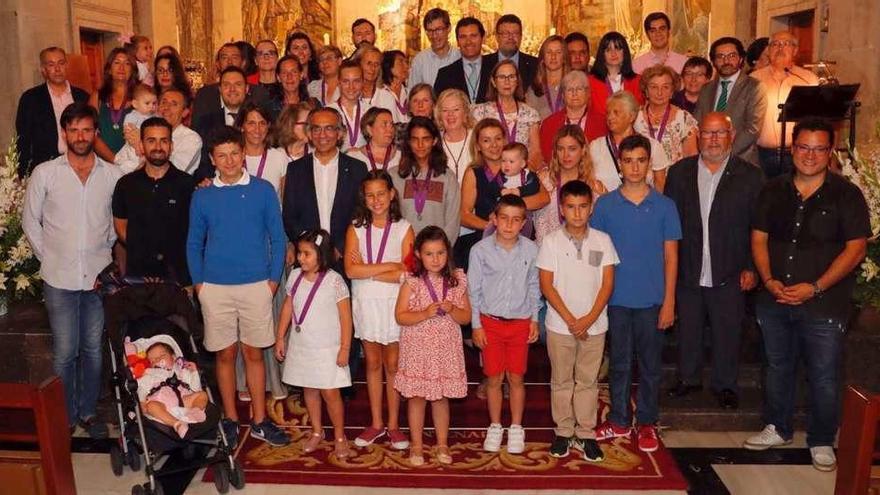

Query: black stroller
left=103, top=281, right=245, bottom=495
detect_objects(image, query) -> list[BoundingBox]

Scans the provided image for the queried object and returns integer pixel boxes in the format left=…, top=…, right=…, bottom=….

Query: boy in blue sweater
left=187, top=126, right=290, bottom=447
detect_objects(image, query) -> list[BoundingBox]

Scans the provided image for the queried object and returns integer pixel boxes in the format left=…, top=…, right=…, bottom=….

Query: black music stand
left=777, top=83, right=860, bottom=162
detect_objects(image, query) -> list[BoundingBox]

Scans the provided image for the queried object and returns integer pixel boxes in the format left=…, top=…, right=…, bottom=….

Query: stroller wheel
left=126, top=445, right=142, bottom=472
left=109, top=443, right=124, bottom=476
left=131, top=484, right=145, bottom=495
left=150, top=480, right=164, bottom=495
left=230, top=459, right=245, bottom=489
left=212, top=462, right=230, bottom=494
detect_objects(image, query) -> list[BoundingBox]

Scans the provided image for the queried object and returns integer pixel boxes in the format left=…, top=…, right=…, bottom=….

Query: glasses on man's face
left=770, top=40, right=797, bottom=48
left=310, top=125, right=339, bottom=134
left=257, top=50, right=278, bottom=58
left=700, top=130, right=732, bottom=139
left=793, top=144, right=831, bottom=155
left=714, top=52, right=740, bottom=62
left=494, top=74, right=518, bottom=82
left=426, top=26, right=449, bottom=36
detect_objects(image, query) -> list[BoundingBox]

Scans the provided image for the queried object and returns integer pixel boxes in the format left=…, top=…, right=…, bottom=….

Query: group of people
left=16, top=7, right=868, bottom=474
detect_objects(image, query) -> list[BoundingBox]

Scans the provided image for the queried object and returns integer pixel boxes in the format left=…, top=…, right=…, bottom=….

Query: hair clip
left=314, top=232, right=324, bottom=246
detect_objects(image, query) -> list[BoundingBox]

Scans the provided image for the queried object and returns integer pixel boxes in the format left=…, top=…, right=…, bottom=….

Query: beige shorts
left=199, top=280, right=275, bottom=352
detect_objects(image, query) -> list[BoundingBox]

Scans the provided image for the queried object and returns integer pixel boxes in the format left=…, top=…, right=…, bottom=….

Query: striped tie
left=715, top=80, right=731, bottom=112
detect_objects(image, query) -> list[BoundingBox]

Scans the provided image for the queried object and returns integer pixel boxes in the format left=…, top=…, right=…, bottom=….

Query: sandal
left=302, top=431, right=323, bottom=453
left=436, top=446, right=452, bottom=465
left=334, top=438, right=353, bottom=459
left=409, top=446, right=425, bottom=467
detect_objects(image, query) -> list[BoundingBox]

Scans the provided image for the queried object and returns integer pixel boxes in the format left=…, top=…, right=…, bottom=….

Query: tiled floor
left=71, top=430, right=841, bottom=494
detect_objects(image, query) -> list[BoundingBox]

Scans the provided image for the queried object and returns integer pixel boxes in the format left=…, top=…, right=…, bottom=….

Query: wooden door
left=79, top=30, right=103, bottom=93
left=787, top=10, right=814, bottom=65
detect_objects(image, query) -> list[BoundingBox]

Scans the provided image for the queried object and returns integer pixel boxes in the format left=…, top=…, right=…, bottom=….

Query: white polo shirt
left=536, top=227, right=619, bottom=336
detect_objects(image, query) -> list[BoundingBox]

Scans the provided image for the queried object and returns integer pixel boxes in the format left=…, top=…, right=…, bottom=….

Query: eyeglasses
left=426, top=26, right=449, bottom=35
left=793, top=144, right=831, bottom=154
left=494, top=74, right=518, bottom=82
left=155, top=68, right=173, bottom=75
left=769, top=40, right=797, bottom=48
left=257, top=50, right=278, bottom=58
left=564, top=86, right=587, bottom=94
left=714, top=52, right=740, bottom=61
left=699, top=130, right=732, bottom=138
left=309, top=125, right=339, bottom=134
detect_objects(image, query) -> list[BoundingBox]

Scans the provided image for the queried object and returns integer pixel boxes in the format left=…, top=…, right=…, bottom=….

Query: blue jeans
left=756, top=303, right=843, bottom=447
left=44, top=283, right=104, bottom=425
left=607, top=305, right=664, bottom=426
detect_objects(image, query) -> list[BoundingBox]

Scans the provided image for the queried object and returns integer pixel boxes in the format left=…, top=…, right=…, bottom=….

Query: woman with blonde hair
left=634, top=64, right=698, bottom=164
left=526, top=35, right=570, bottom=119
left=347, top=107, right=401, bottom=171
left=535, top=125, right=606, bottom=245
left=307, top=45, right=343, bottom=106
left=434, top=89, right=475, bottom=184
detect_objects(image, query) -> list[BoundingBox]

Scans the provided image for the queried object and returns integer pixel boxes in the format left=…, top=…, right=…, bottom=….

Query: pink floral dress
left=394, top=270, right=468, bottom=401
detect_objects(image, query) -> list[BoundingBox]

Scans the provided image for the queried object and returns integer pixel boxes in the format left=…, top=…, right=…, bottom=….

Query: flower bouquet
left=838, top=146, right=880, bottom=310
left=0, top=136, right=41, bottom=310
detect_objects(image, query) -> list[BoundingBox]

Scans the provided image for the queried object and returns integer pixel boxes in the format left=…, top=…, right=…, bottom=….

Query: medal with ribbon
left=366, top=220, right=392, bottom=264
left=289, top=271, right=327, bottom=333
left=422, top=273, right=449, bottom=316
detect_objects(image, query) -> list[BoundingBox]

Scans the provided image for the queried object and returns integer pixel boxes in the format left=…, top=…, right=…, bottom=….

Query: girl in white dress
left=275, top=229, right=354, bottom=458
left=344, top=170, right=415, bottom=450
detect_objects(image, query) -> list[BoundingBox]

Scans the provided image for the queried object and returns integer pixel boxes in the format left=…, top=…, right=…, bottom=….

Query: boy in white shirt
left=537, top=179, right=618, bottom=462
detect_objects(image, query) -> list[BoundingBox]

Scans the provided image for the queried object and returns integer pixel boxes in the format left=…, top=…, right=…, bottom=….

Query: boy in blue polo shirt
left=590, top=135, right=681, bottom=453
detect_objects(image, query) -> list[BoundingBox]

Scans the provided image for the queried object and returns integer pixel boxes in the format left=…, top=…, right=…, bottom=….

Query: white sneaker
left=810, top=446, right=837, bottom=471
left=483, top=423, right=504, bottom=452
left=507, top=424, right=525, bottom=454
left=743, top=424, right=792, bottom=451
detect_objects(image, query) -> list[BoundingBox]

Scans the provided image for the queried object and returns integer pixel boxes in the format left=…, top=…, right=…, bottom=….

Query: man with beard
left=695, top=37, right=766, bottom=165
left=23, top=101, right=123, bottom=438
left=664, top=113, right=764, bottom=409
left=484, top=15, right=539, bottom=92
left=112, top=117, right=196, bottom=285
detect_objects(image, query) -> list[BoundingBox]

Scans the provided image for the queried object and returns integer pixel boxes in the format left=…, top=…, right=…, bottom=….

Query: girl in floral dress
left=394, top=226, right=472, bottom=467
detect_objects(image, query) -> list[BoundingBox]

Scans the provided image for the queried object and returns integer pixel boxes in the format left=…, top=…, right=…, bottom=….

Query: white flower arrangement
left=0, top=136, right=41, bottom=301
left=838, top=146, right=880, bottom=307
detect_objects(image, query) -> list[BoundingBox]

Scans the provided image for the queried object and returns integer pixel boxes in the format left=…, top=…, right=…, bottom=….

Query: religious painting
left=242, top=0, right=332, bottom=53
left=670, top=0, right=710, bottom=57
left=550, top=0, right=645, bottom=56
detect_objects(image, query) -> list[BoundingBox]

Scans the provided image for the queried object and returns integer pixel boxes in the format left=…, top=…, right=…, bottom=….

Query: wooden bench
left=835, top=385, right=880, bottom=495
left=0, top=377, right=75, bottom=495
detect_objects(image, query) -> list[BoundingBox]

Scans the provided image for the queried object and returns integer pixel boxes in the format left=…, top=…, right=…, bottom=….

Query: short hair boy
left=537, top=180, right=618, bottom=462
left=468, top=194, right=541, bottom=455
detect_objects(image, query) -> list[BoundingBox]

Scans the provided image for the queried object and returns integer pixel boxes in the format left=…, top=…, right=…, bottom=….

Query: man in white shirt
left=632, top=12, right=688, bottom=74
left=408, top=8, right=461, bottom=88
left=115, top=88, right=203, bottom=174
left=22, top=101, right=122, bottom=438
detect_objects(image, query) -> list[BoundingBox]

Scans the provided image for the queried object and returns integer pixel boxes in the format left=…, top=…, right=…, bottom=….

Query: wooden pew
left=0, top=377, right=75, bottom=495
left=835, top=385, right=880, bottom=495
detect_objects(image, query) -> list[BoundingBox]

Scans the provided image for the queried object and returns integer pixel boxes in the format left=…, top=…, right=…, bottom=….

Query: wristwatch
left=811, top=281, right=823, bottom=297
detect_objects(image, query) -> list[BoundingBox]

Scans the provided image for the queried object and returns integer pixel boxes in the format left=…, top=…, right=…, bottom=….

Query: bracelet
left=764, top=277, right=776, bottom=285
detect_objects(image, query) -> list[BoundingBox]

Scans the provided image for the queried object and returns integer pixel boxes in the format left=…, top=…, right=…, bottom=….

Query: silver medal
left=295, top=324, right=301, bottom=333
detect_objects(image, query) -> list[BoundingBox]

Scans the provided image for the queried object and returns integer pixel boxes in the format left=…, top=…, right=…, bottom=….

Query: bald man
left=750, top=31, right=819, bottom=178
left=663, top=113, right=765, bottom=409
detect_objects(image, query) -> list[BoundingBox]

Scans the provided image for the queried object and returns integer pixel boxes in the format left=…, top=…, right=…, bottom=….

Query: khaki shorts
left=199, top=280, right=275, bottom=352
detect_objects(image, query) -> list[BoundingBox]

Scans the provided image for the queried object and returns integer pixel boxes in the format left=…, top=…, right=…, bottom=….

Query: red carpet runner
left=205, top=346, right=688, bottom=491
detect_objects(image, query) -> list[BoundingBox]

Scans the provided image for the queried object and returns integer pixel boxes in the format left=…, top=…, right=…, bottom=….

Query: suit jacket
left=484, top=51, right=539, bottom=91
left=433, top=56, right=493, bottom=104
left=15, top=83, right=89, bottom=176
left=664, top=155, right=764, bottom=289
left=695, top=73, right=766, bottom=165
left=282, top=152, right=368, bottom=254
left=191, top=82, right=270, bottom=131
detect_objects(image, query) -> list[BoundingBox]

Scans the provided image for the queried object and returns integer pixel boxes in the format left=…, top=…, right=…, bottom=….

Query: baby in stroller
left=127, top=335, right=208, bottom=438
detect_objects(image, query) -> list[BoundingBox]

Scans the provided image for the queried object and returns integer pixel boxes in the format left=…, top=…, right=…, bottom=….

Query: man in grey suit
left=695, top=37, right=766, bottom=165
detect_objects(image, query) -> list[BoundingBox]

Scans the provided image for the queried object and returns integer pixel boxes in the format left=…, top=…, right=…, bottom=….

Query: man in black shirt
left=744, top=118, right=870, bottom=472
left=112, top=117, right=195, bottom=285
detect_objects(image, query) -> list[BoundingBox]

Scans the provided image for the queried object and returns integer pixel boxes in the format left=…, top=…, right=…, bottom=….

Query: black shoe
left=572, top=438, right=605, bottom=463
left=666, top=381, right=701, bottom=398
left=715, top=389, right=739, bottom=410
left=79, top=417, right=109, bottom=439
left=549, top=436, right=571, bottom=458
left=221, top=418, right=240, bottom=448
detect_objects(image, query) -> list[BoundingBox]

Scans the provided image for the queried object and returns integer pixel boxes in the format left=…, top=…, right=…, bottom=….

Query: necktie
left=466, top=62, right=478, bottom=100
left=716, top=80, right=731, bottom=112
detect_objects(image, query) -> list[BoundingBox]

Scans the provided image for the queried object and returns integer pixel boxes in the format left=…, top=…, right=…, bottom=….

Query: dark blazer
left=695, top=72, right=766, bottom=165
left=15, top=83, right=89, bottom=176
left=433, top=56, right=493, bottom=104
left=664, top=154, right=764, bottom=289
left=191, top=82, right=270, bottom=131
left=282, top=152, right=368, bottom=254
left=484, top=51, right=539, bottom=92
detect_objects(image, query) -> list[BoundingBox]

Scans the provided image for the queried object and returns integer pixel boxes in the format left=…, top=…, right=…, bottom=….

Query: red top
left=539, top=108, right=607, bottom=163
left=587, top=73, right=644, bottom=123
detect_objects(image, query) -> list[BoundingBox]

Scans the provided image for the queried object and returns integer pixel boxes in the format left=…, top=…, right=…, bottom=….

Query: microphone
left=784, top=67, right=812, bottom=84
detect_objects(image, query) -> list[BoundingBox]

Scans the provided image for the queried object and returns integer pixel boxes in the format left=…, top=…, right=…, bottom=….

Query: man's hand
left=740, top=270, right=757, bottom=291
left=472, top=327, right=487, bottom=349
left=527, top=321, right=539, bottom=343
left=778, top=283, right=815, bottom=305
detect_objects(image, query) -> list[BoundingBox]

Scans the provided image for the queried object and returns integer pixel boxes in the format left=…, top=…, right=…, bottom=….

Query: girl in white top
left=275, top=229, right=354, bottom=458
left=590, top=91, right=669, bottom=193
left=344, top=170, right=415, bottom=450
left=346, top=108, right=401, bottom=172
left=237, top=103, right=287, bottom=196
left=307, top=45, right=342, bottom=106
left=378, top=50, right=411, bottom=124
left=327, top=61, right=372, bottom=152
left=435, top=88, right=475, bottom=185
